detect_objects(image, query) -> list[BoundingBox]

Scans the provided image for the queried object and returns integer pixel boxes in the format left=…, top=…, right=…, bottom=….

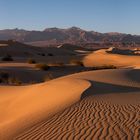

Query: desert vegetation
left=48, top=53, right=54, bottom=56
left=27, top=58, right=36, bottom=64
left=1, top=54, right=13, bottom=61
left=8, top=77, right=22, bottom=85
left=37, top=53, right=46, bottom=56
left=0, top=72, right=21, bottom=85
left=0, top=72, right=9, bottom=83
left=70, top=59, right=84, bottom=66
left=90, top=65, right=117, bottom=70
left=35, top=63, right=50, bottom=71
left=43, top=73, right=53, bottom=82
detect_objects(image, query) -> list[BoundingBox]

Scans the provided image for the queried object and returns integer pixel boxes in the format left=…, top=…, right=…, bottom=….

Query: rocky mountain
left=0, top=27, right=140, bottom=46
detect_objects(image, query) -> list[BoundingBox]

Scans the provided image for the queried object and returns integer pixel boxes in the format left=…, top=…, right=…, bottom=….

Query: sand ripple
left=14, top=69, right=140, bottom=140
left=15, top=95, right=140, bottom=140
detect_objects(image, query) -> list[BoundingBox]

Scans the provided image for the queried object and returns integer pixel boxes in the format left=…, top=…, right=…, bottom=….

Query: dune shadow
left=126, top=69, right=140, bottom=83
left=81, top=80, right=140, bottom=99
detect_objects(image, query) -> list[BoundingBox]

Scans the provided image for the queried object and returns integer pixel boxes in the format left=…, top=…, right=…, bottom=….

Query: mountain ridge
left=0, top=27, right=140, bottom=45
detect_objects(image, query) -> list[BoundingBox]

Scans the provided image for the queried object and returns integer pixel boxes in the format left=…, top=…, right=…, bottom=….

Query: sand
left=0, top=69, right=139, bottom=139
left=83, top=49, right=140, bottom=68
left=0, top=77, right=90, bottom=140
left=0, top=49, right=140, bottom=139
left=15, top=95, right=139, bottom=140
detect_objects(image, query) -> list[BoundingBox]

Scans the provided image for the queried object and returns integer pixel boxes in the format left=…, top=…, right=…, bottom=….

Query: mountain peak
left=0, top=27, right=140, bottom=45
left=68, top=26, right=84, bottom=31
left=44, top=27, right=58, bottom=30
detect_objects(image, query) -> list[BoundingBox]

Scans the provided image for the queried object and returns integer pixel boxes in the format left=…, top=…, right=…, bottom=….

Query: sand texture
left=15, top=95, right=140, bottom=140
left=13, top=69, right=140, bottom=140
left=84, top=49, right=140, bottom=68
left=0, top=48, right=140, bottom=140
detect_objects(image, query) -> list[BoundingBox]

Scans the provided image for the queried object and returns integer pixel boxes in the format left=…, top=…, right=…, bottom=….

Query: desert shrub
left=38, top=53, right=45, bottom=56
left=14, top=78, right=22, bottom=85
left=44, top=73, right=53, bottom=82
left=41, top=53, right=45, bottom=56
left=0, top=72, right=9, bottom=79
left=8, top=77, right=22, bottom=85
left=70, top=59, right=84, bottom=66
left=0, top=72, right=22, bottom=85
left=27, top=58, right=36, bottom=64
left=91, top=65, right=117, bottom=70
left=48, top=53, right=53, bottom=56
left=0, top=72, right=9, bottom=83
left=1, top=54, right=13, bottom=61
left=35, top=63, right=50, bottom=71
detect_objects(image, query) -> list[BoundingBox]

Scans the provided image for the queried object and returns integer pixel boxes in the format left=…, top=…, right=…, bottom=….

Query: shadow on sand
left=126, top=69, right=140, bottom=83
left=81, top=80, right=140, bottom=99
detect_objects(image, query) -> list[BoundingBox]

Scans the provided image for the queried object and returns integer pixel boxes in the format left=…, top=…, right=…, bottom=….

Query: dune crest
left=84, top=49, right=140, bottom=68
left=14, top=69, right=140, bottom=139
left=0, top=77, right=90, bottom=139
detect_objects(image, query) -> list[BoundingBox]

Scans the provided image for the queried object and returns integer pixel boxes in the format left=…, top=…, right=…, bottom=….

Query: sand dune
left=8, top=69, right=139, bottom=140
left=0, top=77, right=90, bottom=140
left=83, top=49, right=140, bottom=68
left=0, top=49, right=140, bottom=139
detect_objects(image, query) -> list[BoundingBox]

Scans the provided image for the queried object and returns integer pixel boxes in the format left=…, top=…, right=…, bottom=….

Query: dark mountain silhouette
left=0, top=27, right=140, bottom=46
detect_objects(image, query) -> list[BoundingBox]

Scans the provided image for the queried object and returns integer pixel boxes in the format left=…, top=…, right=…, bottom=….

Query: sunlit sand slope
left=84, top=49, right=140, bottom=68
left=0, top=78, right=90, bottom=140
left=14, top=69, right=140, bottom=140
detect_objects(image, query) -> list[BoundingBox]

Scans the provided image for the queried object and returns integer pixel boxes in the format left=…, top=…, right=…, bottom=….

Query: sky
left=0, top=0, right=140, bottom=35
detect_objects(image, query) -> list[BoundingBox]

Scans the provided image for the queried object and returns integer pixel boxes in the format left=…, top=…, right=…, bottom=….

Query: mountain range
left=0, top=27, right=140, bottom=46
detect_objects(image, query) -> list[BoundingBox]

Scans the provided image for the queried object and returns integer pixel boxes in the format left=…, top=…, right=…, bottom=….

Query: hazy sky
left=0, top=0, right=140, bottom=34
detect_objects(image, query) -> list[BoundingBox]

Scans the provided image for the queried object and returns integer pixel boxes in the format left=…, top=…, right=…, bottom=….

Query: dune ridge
left=13, top=69, right=140, bottom=140
left=84, top=49, right=140, bottom=68
left=0, top=77, right=90, bottom=140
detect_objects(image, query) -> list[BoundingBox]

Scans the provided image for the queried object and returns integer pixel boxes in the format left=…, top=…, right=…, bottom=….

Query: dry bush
left=38, top=53, right=45, bottom=56
left=0, top=72, right=22, bottom=85
left=8, top=77, right=22, bottom=85
left=91, top=65, right=117, bottom=70
left=1, top=54, right=13, bottom=61
left=0, top=72, right=9, bottom=83
left=35, top=63, right=50, bottom=71
left=70, top=59, right=84, bottom=66
left=44, top=73, right=53, bottom=82
left=48, top=53, right=53, bottom=56
left=27, top=58, right=36, bottom=64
